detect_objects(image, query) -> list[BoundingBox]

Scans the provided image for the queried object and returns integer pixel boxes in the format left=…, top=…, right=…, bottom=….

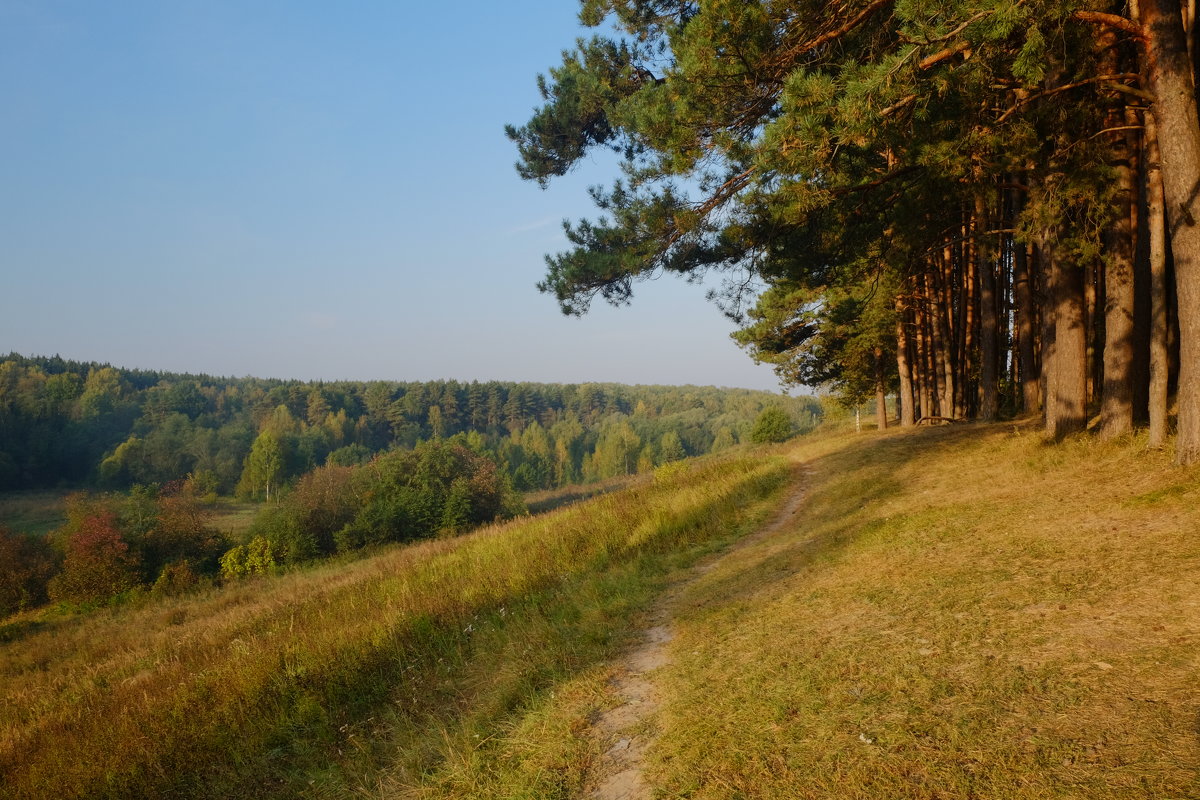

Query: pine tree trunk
left=1041, top=217, right=1089, bottom=438
left=1013, top=197, right=1041, bottom=414
left=915, top=296, right=933, bottom=419
left=1039, top=237, right=1058, bottom=430
left=1101, top=120, right=1137, bottom=438
left=1145, top=110, right=1171, bottom=447
left=895, top=297, right=916, bottom=426
left=963, top=212, right=978, bottom=418
left=998, top=191, right=1014, bottom=412
left=976, top=194, right=1000, bottom=420
left=874, top=346, right=888, bottom=429
left=948, top=245, right=965, bottom=418
left=1046, top=227, right=1090, bottom=438
left=926, top=266, right=954, bottom=416
left=1086, top=259, right=1100, bottom=410
left=1143, top=0, right=1200, bottom=462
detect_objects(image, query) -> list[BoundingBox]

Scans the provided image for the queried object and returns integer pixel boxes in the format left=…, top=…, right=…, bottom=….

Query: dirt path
left=585, top=469, right=810, bottom=800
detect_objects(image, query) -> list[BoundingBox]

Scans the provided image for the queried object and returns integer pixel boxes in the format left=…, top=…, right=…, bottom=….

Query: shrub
left=220, top=536, right=279, bottom=578
left=48, top=510, right=140, bottom=603
left=750, top=406, right=795, bottom=444
left=150, top=560, right=198, bottom=597
left=182, top=470, right=219, bottom=503
left=0, top=524, right=57, bottom=615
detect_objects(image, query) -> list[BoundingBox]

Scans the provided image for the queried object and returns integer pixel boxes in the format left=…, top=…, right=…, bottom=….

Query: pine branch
left=899, top=8, right=999, bottom=46
left=781, top=0, right=894, bottom=62
left=996, top=73, right=1141, bottom=122
left=918, top=42, right=970, bottom=70
left=1071, top=10, right=1148, bottom=44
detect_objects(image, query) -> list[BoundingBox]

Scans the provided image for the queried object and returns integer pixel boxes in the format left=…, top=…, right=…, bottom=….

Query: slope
left=653, top=424, right=1200, bottom=798
left=0, top=449, right=789, bottom=799
left=402, top=422, right=1200, bottom=798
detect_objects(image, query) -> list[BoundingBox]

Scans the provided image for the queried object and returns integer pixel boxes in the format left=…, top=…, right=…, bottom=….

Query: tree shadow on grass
left=0, top=618, right=45, bottom=644
left=680, top=423, right=1011, bottom=620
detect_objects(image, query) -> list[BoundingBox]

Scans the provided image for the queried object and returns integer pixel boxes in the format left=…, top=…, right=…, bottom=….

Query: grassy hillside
left=383, top=423, right=1200, bottom=798
left=6, top=423, right=1198, bottom=799
left=651, top=424, right=1200, bottom=798
left=0, top=449, right=790, bottom=799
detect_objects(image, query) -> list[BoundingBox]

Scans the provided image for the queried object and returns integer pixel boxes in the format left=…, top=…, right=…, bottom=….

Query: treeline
left=509, top=0, right=1200, bottom=459
left=0, top=353, right=819, bottom=494
left=0, top=439, right=520, bottom=615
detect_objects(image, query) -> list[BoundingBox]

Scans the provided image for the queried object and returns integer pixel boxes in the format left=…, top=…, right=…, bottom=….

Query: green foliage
left=182, top=470, right=219, bottom=503
left=327, top=443, right=372, bottom=466
left=737, top=276, right=897, bottom=403
left=507, top=0, right=1129, bottom=413
left=228, top=441, right=517, bottom=571
left=1012, top=25, right=1047, bottom=85
left=242, top=464, right=357, bottom=563
left=751, top=406, right=795, bottom=444
left=0, top=354, right=819, bottom=503
left=658, top=430, right=686, bottom=463
left=5, top=486, right=226, bottom=610
left=219, top=536, right=279, bottom=578
left=240, top=431, right=283, bottom=500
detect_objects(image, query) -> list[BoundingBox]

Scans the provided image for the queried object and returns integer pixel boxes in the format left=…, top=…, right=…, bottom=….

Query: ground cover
left=0, top=448, right=789, bottom=799
left=652, top=424, right=1200, bottom=798
left=0, top=492, right=67, bottom=537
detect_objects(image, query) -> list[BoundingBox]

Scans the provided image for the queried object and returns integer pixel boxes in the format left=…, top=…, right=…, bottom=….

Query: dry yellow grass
left=653, top=423, right=1200, bottom=798
left=0, top=450, right=789, bottom=799
left=9, top=423, right=1195, bottom=798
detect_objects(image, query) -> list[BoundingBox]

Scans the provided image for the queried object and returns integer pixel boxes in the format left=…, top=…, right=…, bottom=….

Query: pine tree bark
left=934, top=246, right=960, bottom=417
left=874, top=346, right=889, bottom=429
left=976, top=194, right=1000, bottom=420
left=1043, top=221, right=1090, bottom=438
left=895, top=297, right=916, bottom=426
left=1039, top=241, right=1058, bottom=429
left=1013, top=196, right=1041, bottom=414
left=915, top=298, right=933, bottom=420
left=1101, top=118, right=1137, bottom=438
left=1145, top=110, right=1171, bottom=447
left=1142, top=0, right=1200, bottom=462
left=949, top=242, right=968, bottom=418
left=926, top=264, right=955, bottom=416
left=963, top=214, right=979, bottom=419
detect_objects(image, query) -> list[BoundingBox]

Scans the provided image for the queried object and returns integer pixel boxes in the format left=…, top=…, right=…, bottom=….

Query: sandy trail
left=585, top=469, right=810, bottom=800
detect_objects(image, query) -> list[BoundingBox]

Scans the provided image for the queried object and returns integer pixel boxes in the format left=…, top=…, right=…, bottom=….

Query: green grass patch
left=205, top=498, right=261, bottom=540
left=0, top=491, right=67, bottom=536
left=522, top=474, right=645, bottom=515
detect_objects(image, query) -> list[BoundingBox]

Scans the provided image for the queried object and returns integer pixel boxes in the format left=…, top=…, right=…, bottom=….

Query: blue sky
left=0, top=0, right=783, bottom=391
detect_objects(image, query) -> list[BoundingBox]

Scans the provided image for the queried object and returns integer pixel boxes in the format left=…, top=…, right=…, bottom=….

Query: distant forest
left=0, top=353, right=820, bottom=495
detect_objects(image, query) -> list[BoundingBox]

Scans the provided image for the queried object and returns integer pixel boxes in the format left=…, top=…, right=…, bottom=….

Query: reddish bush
left=48, top=511, right=140, bottom=603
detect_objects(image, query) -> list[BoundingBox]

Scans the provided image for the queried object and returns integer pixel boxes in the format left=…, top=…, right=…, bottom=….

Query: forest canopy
left=509, top=0, right=1200, bottom=461
left=0, top=353, right=819, bottom=496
